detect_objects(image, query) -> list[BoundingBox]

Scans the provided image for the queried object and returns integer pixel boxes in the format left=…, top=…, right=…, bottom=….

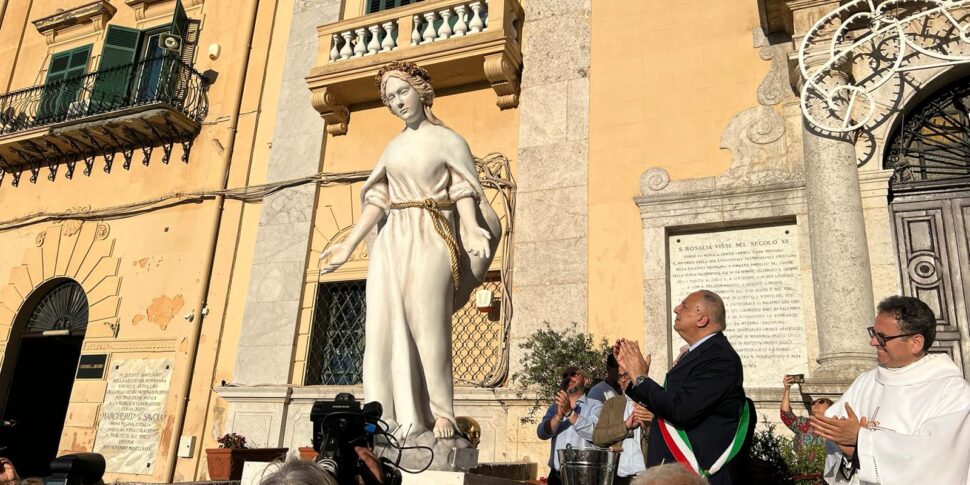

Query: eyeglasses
left=867, top=326, right=917, bottom=346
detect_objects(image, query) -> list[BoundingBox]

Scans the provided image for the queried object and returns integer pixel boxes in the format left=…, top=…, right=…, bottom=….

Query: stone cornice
left=125, top=0, right=203, bottom=21
left=32, top=1, right=117, bottom=45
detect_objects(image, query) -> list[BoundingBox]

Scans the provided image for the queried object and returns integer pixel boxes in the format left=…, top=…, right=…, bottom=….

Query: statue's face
left=384, top=76, right=424, bottom=124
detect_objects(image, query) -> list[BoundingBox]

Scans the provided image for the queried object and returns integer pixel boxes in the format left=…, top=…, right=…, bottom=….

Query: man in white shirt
left=593, top=372, right=651, bottom=485
left=811, top=295, right=970, bottom=485
left=536, top=366, right=601, bottom=485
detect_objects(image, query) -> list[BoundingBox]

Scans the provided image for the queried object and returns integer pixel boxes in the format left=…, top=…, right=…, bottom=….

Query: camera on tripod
left=310, top=393, right=401, bottom=485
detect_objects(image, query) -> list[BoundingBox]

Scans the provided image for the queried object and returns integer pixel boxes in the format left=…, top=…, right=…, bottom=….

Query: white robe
left=823, top=353, right=970, bottom=485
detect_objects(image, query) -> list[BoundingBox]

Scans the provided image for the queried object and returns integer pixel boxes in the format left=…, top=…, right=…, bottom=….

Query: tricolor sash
left=656, top=400, right=751, bottom=477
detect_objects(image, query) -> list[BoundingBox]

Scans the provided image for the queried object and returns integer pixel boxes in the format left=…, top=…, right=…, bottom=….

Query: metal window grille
left=886, top=77, right=970, bottom=187
left=305, top=275, right=505, bottom=387
left=305, top=280, right=367, bottom=386
left=451, top=274, right=504, bottom=385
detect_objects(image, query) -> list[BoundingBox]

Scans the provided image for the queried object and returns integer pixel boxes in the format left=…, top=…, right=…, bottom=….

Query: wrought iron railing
left=0, top=54, right=208, bottom=136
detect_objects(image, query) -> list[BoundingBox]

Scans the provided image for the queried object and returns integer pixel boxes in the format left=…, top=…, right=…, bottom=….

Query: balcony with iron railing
left=0, top=54, right=209, bottom=186
left=306, top=0, right=524, bottom=135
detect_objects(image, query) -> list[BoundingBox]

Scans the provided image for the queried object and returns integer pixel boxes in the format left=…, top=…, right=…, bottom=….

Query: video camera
left=44, top=453, right=105, bottom=485
left=310, top=393, right=402, bottom=485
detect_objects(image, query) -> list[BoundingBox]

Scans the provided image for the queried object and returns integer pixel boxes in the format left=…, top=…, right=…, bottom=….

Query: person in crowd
left=592, top=371, right=652, bottom=485
left=812, top=296, right=970, bottom=484
left=259, top=459, right=338, bottom=485
left=0, top=458, right=19, bottom=485
left=632, top=464, right=710, bottom=485
left=536, top=366, right=600, bottom=485
left=588, top=353, right=623, bottom=405
left=615, top=290, right=753, bottom=485
left=779, top=375, right=832, bottom=461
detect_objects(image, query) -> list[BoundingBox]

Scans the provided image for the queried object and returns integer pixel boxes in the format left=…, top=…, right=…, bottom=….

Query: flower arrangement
left=216, top=432, right=248, bottom=449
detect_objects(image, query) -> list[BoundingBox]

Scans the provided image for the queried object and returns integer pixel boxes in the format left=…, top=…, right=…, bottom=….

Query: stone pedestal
left=801, top=121, right=877, bottom=379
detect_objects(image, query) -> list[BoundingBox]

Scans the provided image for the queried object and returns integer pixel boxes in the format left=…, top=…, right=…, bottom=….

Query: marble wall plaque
left=668, top=224, right=808, bottom=387
left=93, top=358, right=174, bottom=474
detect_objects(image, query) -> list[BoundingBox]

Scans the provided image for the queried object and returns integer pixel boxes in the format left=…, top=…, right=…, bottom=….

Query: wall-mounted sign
left=75, top=354, right=108, bottom=379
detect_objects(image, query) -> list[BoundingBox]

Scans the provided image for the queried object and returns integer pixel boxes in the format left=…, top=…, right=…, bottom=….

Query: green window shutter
left=170, top=0, right=189, bottom=41
left=90, top=25, right=141, bottom=111
left=39, top=45, right=91, bottom=121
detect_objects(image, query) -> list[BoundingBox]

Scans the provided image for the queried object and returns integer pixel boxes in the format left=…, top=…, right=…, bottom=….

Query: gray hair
left=877, top=295, right=936, bottom=352
left=632, top=464, right=710, bottom=485
left=697, top=289, right=726, bottom=328
left=258, top=459, right=337, bottom=485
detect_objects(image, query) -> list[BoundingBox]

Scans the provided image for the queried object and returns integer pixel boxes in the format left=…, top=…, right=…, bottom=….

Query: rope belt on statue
left=389, top=198, right=460, bottom=291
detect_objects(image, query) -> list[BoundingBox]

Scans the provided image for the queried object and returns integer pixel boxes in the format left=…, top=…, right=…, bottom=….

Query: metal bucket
left=557, top=446, right=620, bottom=485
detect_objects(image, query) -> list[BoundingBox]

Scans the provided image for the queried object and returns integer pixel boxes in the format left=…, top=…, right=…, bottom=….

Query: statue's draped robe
left=359, top=145, right=500, bottom=438
left=823, top=354, right=970, bottom=485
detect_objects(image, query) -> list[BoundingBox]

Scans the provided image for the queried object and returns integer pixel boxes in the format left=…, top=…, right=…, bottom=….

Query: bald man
left=616, top=290, right=753, bottom=485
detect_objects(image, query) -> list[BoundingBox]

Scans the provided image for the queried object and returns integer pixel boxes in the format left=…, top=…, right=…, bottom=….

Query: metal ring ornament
left=799, top=0, right=970, bottom=133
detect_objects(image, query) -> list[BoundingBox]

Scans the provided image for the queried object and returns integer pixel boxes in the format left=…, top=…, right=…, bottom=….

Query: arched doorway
left=0, top=278, right=88, bottom=476
left=885, top=76, right=970, bottom=377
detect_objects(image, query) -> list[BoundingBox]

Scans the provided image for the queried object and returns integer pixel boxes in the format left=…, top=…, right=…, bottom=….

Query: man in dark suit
left=615, top=290, right=752, bottom=485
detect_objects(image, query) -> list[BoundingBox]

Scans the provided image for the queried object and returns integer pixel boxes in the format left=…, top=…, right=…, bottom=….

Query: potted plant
left=206, top=433, right=288, bottom=480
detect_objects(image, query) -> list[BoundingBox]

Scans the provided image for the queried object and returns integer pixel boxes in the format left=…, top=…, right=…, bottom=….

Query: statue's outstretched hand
left=465, top=226, right=491, bottom=259
left=319, top=242, right=353, bottom=275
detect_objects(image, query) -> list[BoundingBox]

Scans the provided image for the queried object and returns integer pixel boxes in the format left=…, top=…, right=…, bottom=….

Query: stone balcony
left=306, top=0, right=524, bottom=136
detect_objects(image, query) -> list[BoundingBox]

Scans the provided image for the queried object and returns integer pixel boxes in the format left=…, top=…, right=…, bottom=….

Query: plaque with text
left=93, top=358, right=174, bottom=474
left=668, top=224, right=808, bottom=387
left=76, top=354, right=108, bottom=379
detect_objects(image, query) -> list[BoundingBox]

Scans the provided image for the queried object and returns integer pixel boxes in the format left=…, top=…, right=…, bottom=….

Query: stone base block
left=401, top=470, right=526, bottom=485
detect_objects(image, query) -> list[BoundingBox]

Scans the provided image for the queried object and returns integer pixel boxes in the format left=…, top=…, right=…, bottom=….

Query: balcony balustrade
left=307, top=0, right=523, bottom=135
left=0, top=54, right=208, bottom=186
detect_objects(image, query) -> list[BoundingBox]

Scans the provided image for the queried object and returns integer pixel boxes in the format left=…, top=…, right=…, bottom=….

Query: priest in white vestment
left=810, top=296, right=970, bottom=485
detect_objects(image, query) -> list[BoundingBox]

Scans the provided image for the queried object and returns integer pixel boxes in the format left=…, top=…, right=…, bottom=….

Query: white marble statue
left=319, top=61, right=500, bottom=440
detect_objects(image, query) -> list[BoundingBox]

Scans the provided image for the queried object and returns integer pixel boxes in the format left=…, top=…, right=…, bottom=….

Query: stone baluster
left=411, top=15, right=423, bottom=45
left=381, top=22, right=396, bottom=52
left=339, top=31, right=353, bottom=60
left=422, top=12, right=437, bottom=44
left=329, top=34, right=340, bottom=62
left=367, top=25, right=381, bottom=54
left=437, top=8, right=454, bottom=40
left=353, top=27, right=368, bottom=57
left=453, top=5, right=468, bottom=37
left=468, top=2, right=484, bottom=33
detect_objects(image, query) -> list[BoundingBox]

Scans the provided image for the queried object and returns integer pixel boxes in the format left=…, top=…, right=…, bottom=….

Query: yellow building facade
left=0, top=0, right=967, bottom=481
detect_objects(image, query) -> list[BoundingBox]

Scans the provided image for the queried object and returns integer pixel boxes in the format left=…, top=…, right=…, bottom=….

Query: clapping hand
left=810, top=403, right=868, bottom=457
left=613, top=339, right=651, bottom=381
left=554, top=390, right=571, bottom=418
left=625, top=404, right=653, bottom=430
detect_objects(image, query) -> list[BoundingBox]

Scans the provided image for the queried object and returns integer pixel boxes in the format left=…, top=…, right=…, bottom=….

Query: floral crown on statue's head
left=375, top=61, right=432, bottom=85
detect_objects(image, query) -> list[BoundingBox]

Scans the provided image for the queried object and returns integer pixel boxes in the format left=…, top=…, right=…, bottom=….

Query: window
left=304, top=274, right=506, bottom=386
left=88, top=0, right=192, bottom=111
left=37, top=45, right=91, bottom=121
left=366, top=0, right=423, bottom=14
left=305, top=280, right=367, bottom=386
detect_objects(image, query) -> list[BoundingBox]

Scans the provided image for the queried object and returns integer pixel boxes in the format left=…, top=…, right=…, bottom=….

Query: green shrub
left=511, top=322, right=611, bottom=422
left=749, top=416, right=825, bottom=485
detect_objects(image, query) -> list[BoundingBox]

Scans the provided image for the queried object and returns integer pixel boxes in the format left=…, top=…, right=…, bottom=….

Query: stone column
left=233, top=0, right=341, bottom=384
left=801, top=71, right=877, bottom=378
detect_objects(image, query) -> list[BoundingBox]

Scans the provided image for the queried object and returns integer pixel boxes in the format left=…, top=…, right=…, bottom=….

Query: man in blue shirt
left=536, top=366, right=601, bottom=485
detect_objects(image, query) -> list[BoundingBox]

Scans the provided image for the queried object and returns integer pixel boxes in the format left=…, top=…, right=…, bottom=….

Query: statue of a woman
left=319, top=62, right=500, bottom=440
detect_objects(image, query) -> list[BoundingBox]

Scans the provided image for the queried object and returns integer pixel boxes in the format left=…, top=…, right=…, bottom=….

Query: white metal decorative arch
left=799, top=0, right=970, bottom=132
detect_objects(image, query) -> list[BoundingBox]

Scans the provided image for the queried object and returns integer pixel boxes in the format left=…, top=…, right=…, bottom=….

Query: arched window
left=24, top=280, right=88, bottom=334
left=886, top=78, right=970, bottom=188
